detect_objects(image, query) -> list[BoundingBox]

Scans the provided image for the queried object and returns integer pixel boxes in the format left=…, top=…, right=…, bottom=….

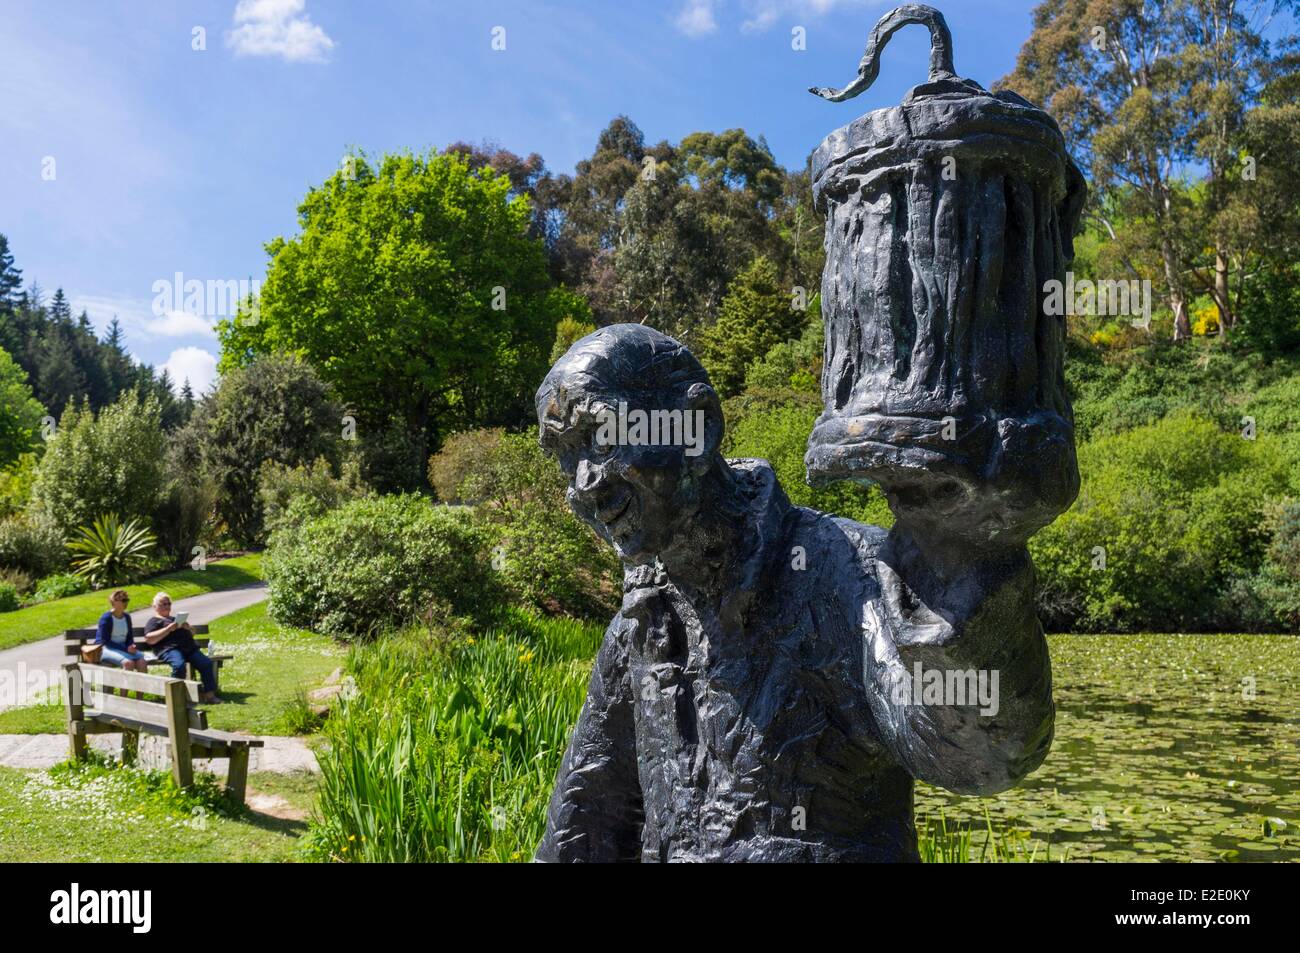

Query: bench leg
left=121, top=730, right=138, bottom=766
left=165, top=680, right=193, bottom=789
left=226, top=747, right=249, bottom=804
left=63, top=665, right=86, bottom=761
left=67, top=722, right=87, bottom=761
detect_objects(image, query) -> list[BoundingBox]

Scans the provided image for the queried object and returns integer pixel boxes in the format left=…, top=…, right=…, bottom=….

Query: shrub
left=258, top=456, right=369, bottom=538
left=0, top=453, right=38, bottom=520
left=0, top=568, right=33, bottom=599
left=1245, top=502, right=1300, bottom=629
left=429, top=429, right=622, bottom=618
left=33, top=572, right=89, bottom=603
left=744, top=312, right=823, bottom=393
left=152, top=465, right=220, bottom=571
left=29, top=391, right=166, bottom=539
left=264, top=494, right=502, bottom=637
left=67, top=514, right=158, bottom=589
left=0, top=514, right=67, bottom=577
left=428, top=429, right=507, bottom=504
left=1029, top=412, right=1293, bottom=632
left=0, top=582, right=18, bottom=613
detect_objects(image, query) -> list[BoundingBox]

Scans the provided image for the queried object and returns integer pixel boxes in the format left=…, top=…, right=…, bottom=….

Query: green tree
left=698, top=257, right=807, bottom=396
left=218, top=150, right=563, bottom=489
left=196, top=354, right=344, bottom=546
left=30, top=391, right=167, bottom=538
left=1003, top=0, right=1300, bottom=340
left=0, top=346, right=45, bottom=467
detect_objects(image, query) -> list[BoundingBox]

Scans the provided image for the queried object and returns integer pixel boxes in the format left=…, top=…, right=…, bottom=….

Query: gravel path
left=0, top=732, right=319, bottom=773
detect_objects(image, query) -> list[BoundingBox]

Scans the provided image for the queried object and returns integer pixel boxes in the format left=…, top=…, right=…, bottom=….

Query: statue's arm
left=534, top=619, right=643, bottom=862
left=861, top=533, right=1054, bottom=796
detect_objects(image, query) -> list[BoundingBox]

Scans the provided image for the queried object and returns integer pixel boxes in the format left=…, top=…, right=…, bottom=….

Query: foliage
left=0, top=453, right=38, bottom=519
left=1029, top=412, right=1293, bottom=631
left=66, top=514, right=158, bottom=589
left=152, top=467, right=219, bottom=571
left=697, top=256, right=807, bottom=397
left=0, top=568, right=34, bottom=598
left=428, top=428, right=622, bottom=618
left=305, top=610, right=602, bottom=862
left=1001, top=0, right=1300, bottom=339
left=28, top=391, right=166, bottom=539
left=723, top=392, right=894, bottom=528
left=0, top=514, right=66, bottom=578
left=0, top=582, right=17, bottom=613
left=549, top=313, right=596, bottom=364
left=192, top=353, right=343, bottom=546
left=0, top=345, right=45, bottom=467
left=264, top=494, right=502, bottom=637
left=32, top=572, right=88, bottom=603
left=217, top=150, right=563, bottom=491
left=1247, top=502, right=1300, bottom=629
left=744, top=311, right=823, bottom=393
left=1236, top=262, right=1300, bottom=354
left=257, top=456, right=370, bottom=539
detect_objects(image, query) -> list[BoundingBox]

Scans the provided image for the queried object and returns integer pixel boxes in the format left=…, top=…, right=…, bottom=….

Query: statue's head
left=537, top=324, right=725, bottom=565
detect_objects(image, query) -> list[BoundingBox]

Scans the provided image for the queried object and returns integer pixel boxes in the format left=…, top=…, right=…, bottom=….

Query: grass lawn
left=0, top=553, right=264, bottom=652
left=0, top=761, right=319, bottom=862
left=0, top=601, right=345, bottom=735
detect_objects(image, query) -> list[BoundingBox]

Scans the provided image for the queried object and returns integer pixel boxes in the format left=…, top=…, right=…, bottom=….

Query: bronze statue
left=534, top=4, right=1084, bottom=863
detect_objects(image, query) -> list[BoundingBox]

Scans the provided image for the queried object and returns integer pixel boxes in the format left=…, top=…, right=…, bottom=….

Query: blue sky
left=0, top=0, right=1041, bottom=393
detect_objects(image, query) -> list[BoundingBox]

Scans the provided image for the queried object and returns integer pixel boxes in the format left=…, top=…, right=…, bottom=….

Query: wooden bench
left=64, top=625, right=233, bottom=683
left=63, top=662, right=263, bottom=803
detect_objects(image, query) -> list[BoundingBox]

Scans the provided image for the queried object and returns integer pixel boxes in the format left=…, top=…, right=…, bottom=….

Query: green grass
left=305, top=607, right=600, bottom=863
left=0, top=756, right=318, bottom=862
left=0, top=600, right=345, bottom=736
left=0, top=553, right=264, bottom=651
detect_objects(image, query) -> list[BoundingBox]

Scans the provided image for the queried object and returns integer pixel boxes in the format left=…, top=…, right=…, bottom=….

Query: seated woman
left=141, top=592, right=221, bottom=704
left=94, top=590, right=149, bottom=672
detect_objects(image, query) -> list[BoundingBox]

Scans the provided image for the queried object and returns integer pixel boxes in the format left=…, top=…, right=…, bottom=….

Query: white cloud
left=226, top=0, right=335, bottom=63
left=161, top=347, right=219, bottom=395
left=146, top=311, right=218, bottom=338
left=675, top=0, right=719, bottom=37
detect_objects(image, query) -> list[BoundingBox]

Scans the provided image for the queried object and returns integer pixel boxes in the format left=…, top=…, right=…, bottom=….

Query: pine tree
left=698, top=256, right=807, bottom=397
left=49, top=288, right=72, bottom=324
left=0, top=234, right=22, bottom=306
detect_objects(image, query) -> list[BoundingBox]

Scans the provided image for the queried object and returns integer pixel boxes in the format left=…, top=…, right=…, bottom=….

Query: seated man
left=533, top=324, right=1055, bottom=862
left=142, top=592, right=221, bottom=704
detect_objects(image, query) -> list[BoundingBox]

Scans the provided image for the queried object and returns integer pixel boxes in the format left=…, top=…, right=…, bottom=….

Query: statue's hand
left=866, top=408, right=1079, bottom=553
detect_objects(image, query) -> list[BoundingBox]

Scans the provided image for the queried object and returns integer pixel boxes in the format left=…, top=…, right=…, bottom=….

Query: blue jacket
left=95, top=611, right=135, bottom=652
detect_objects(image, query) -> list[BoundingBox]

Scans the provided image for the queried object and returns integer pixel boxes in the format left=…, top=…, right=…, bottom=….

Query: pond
left=915, top=633, right=1300, bottom=861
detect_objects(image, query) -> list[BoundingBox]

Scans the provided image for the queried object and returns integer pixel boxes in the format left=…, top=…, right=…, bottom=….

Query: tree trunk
left=1162, top=238, right=1191, bottom=341
left=1214, top=248, right=1234, bottom=335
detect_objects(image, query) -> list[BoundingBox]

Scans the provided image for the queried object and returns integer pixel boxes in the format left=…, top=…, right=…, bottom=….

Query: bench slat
left=87, top=690, right=208, bottom=731
left=80, top=666, right=200, bottom=703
